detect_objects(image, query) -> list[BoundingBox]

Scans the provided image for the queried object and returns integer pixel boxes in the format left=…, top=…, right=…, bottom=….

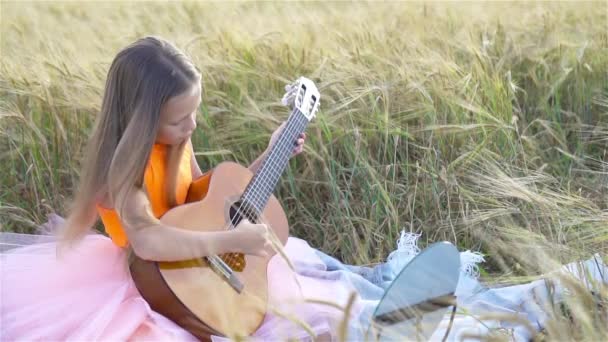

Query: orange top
left=96, top=143, right=211, bottom=247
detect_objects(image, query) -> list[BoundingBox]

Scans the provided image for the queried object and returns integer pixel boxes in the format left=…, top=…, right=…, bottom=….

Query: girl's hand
left=233, top=220, right=271, bottom=257
left=268, top=122, right=306, bottom=158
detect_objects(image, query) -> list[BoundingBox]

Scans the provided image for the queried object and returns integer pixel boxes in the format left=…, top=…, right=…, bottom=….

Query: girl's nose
left=187, top=115, right=197, bottom=132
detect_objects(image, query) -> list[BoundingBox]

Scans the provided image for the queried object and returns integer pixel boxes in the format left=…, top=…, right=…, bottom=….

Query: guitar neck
left=241, top=108, right=310, bottom=218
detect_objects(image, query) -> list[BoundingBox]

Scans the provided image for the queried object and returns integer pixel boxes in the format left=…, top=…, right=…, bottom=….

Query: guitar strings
left=241, top=110, right=307, bottom=221
left=221, top=90, right=317, bottom=269
left=223, top=107, right=309, bottom=267
left=242, top=86, right=316, bottom=214
left=245, top=112, right=306, bottom=209
left=227, top=113, right=303, bottom=266
left=219, top=109, right=302, bottom=267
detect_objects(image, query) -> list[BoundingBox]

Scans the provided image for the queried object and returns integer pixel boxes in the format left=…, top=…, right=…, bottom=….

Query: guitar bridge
left=205, top=255, right=244, bottom=293
left=220, top=252, right=246, bottom=272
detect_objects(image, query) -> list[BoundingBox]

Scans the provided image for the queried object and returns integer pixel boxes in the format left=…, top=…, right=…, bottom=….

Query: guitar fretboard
left=241, top=109, right=310, bottom=219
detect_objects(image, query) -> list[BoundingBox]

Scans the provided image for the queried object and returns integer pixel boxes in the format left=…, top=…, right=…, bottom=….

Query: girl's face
left=156, top=84, right=201, bottom=145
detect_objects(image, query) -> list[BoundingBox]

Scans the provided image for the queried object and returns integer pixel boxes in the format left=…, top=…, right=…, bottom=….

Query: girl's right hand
left=233, top=220, right=270, bottom=257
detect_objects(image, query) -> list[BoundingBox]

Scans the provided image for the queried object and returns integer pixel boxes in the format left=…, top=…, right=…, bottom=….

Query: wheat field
left=1, top=1, right=607, bottom=340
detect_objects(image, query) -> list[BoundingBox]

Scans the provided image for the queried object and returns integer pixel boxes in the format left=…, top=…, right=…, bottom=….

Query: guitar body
left=130, top=161, right=289, bottom=340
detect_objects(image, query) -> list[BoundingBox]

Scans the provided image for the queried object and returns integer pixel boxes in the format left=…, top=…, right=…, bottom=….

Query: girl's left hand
left=268, top=122, right=306, bottom=158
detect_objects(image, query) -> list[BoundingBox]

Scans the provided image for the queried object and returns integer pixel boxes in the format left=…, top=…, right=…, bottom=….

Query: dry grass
left=1, top=1, right=607, bottom=340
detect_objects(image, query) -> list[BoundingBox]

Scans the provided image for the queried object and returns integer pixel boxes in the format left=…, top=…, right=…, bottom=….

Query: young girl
left=1, top=36, right=364, bottom=341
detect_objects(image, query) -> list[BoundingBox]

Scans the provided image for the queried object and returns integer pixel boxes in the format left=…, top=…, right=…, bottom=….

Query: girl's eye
left=169, top=118, right=184, bottom=126
left=170, top=114, right=190, bottom=126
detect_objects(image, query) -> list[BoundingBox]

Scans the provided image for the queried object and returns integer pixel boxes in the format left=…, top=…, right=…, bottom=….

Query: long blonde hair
left=60, top=36, right=201, bottom=246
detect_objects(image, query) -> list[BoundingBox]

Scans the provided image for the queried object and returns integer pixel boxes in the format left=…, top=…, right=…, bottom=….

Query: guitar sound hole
left=223, top=201, right=255, bottom=272
left=229, top=201, right=257, bottom=228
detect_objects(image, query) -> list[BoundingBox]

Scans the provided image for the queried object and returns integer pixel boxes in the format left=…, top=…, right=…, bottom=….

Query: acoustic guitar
left=129, top=77, right=321, bottom=341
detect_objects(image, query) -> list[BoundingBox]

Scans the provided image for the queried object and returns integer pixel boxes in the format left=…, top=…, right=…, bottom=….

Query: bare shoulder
left=96, top=187, right=147, bottom=214
left=114, top=187, right=153, bottom=228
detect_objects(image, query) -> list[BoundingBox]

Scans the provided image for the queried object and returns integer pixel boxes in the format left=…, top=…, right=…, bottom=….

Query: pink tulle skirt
left=1, top=233, right=362, bottom=341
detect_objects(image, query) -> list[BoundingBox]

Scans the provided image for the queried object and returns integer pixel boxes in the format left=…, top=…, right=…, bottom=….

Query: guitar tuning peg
left=284, top=79, right=299, bottom=91
left=281, top=80, right=301, bottom=108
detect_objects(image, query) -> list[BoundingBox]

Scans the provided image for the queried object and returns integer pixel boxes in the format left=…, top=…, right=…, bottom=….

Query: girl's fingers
left=291, top=133, right=306, bottom=155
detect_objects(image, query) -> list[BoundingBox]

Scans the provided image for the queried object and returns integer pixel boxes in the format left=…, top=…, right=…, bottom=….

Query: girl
left=1, top=36, right=363, bottom=341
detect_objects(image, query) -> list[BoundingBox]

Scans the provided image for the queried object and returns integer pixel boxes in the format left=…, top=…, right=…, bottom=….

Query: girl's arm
left=120, top=188, right=268, bottom=262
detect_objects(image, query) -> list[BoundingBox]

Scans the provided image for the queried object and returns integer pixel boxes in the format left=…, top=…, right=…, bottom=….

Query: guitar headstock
left=281, top=77, right=320, bottom=121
